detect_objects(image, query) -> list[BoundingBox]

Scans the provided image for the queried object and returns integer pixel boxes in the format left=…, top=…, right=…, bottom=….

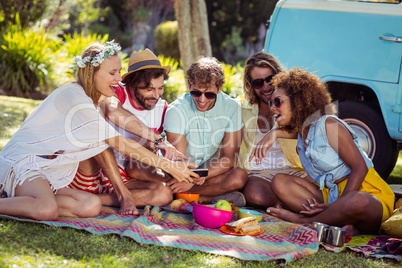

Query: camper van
left=264, top=0, right=402, bottom=179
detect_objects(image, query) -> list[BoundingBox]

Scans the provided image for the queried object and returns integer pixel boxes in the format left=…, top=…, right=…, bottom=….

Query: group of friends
left=0, top=40, right=395, bottom=236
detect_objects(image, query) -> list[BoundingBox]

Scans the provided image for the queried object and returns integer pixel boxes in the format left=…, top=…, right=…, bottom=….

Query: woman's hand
left=157, top=140, right=189, bottom=161
left=249, top=129, right=278, bottom=164
left=163, top=161, right=199, bottom=183
left=299, top=198, right=329, bottom=216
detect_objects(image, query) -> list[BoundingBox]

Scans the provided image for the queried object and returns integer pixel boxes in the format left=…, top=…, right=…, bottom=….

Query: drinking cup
left=312, top=222, right=329, bottom=243
left=326, top=226, right=346, bottom=247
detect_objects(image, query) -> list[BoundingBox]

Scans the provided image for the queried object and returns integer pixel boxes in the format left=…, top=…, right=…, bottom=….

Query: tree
left=206, top=0, right=278, bottom=63
left=105, top=0, right=175, bottom=52
left=174, top=0, right=212, bottom=74
left=0, top=0, right=49, bottom=29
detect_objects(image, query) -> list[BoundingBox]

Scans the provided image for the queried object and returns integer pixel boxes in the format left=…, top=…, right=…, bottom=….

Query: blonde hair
left=75, top=43, right=104, bottom=104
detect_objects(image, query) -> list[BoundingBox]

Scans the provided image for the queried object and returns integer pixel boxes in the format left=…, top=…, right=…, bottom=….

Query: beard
left=135, top=90, right=159, bottom=110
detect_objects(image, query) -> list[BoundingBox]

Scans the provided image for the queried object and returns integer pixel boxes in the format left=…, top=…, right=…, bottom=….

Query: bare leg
left=97, top=180, right=173, bottom=208
left=268, top=191, right=383, bottom=234
left=77, top=157, right=100, bottom=174
left=55, top=187, right=102, bottom=218
left=271, top=173, right=323, bottom=212
left=0, top=178, right=59, bottom=220
left=167, top=167, right=248, bottom=203
left=78, top=149, right=139, bottom=215
left=243, top=176, right=278, bottom=209
left=126, top=159, right=168, bottom=182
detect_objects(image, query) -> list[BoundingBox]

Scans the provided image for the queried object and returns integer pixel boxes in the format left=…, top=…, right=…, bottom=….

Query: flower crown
left=73, top=40, right=121, bottom=68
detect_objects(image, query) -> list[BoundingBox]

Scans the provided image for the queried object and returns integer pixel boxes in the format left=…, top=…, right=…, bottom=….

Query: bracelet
left=153, top=137, right=165, bottom=152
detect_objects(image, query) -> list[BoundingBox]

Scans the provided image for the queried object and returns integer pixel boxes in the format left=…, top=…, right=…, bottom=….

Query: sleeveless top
left=297, top=115, right=373, bottom=203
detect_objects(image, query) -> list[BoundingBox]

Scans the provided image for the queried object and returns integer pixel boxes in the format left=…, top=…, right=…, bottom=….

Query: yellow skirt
left=320, top=167, right=395, bottom=223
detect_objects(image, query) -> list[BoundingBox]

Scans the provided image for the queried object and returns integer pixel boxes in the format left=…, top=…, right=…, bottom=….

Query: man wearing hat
left=69, top=49, right=189, bottom=215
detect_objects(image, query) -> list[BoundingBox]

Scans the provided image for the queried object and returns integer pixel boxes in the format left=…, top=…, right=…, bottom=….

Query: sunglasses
left=190, top=90, right=217, bottom=100
left=269, top=97, right=287, bottom=109
left=251, top=74, right=275, bottom=89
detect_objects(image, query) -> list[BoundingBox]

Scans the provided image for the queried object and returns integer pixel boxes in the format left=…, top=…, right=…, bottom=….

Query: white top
left=0, top=83, right=120, bottom=196
left=109, top=84, right=168, bottom=167
left=248, top=126, right=292, bottom=170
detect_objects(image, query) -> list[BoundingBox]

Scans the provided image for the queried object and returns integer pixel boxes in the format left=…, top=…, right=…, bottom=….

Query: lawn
left=0, top=95, right=401, bottom=267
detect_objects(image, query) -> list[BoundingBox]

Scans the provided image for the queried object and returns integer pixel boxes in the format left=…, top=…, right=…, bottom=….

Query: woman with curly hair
left=266, top=68, right=394, bottom=235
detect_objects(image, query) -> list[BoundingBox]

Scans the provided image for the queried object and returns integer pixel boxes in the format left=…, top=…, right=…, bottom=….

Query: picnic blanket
left=0, top=206, right=318, bottom=264
left=321, top=234, right=402, bottom=262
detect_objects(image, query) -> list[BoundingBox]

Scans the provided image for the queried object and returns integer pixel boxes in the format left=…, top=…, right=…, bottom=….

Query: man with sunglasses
left=238, top=52, right=305, bottom=209
left=162, top=57, right=248, bottom=207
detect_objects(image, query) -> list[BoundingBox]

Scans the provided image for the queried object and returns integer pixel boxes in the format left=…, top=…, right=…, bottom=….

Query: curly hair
left=186, top=57, right=224, bottom=89
left=272, top=68, right=336, bottom=133
left=243, top=52, right=284, bottom=105
left=122, top=68, right=168, bottom=92
left=75, top=43, right=104, bottom=104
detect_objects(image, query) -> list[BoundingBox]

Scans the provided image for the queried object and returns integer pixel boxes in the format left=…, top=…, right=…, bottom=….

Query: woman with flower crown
left=0, top=41, right=198, bottom=220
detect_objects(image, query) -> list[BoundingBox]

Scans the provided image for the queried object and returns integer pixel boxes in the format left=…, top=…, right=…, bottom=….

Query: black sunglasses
left=190, top=90, right=217, bottom=100
left=269, top=97, right=285, bottom=109
left=251, top=74, right=275, bottom=89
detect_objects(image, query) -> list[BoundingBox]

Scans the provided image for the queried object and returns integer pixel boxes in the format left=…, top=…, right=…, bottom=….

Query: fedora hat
left=122, top=48, right=171, bottom=80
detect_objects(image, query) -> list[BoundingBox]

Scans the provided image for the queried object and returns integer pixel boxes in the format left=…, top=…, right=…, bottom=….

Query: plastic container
left=192, top=203, right=233, bottom=228
left=176, top=192, right=200, bottom=203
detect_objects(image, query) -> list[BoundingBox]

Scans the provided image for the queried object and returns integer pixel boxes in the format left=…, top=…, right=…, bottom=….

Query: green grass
left=0, top=95, right=401, bottom=267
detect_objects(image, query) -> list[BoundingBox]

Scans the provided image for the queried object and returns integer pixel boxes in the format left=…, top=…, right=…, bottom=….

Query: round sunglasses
left=190, top=90, right=217, bottom=100
left=251, top=74, right=275, bottom=89
left=268, top=97, right=287, bottom=109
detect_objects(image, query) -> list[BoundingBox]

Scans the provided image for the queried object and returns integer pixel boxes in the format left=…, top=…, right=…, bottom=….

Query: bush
left=58, top=32, right=110, bottom=84
left=0, top=14, right=59, bottom=97
left=160, top=56, right=186, bottom=103
left=222, top=62, right=244, bottom=98
left=154, top=21, right=180, bottom=60
left=0, top=0, right=48, bottom=29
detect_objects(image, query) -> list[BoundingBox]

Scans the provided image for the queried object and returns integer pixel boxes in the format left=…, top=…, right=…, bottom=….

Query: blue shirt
left=163, top=92, right=243, bottom=166
left=297, top=115, right=373, bottom=203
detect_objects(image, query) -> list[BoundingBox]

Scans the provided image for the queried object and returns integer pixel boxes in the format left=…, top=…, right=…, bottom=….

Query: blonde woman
left=0, top=41, right=197, bottom=220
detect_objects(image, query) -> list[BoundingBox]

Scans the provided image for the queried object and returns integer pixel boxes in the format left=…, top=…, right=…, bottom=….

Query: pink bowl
left=192, top=203, right=234, bottom=229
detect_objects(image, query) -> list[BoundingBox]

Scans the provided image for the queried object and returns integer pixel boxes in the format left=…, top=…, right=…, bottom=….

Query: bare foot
left=119, top=198, right=139, bottom=216
left=166, top=179, right=193, bottom=193
left=342, top=224, right=359, bottom=236
left=267, top=207, right=308, bottom=224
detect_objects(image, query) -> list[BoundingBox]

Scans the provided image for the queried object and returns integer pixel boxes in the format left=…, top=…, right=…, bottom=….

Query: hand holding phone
left=190, top=168, right=208, bottom=177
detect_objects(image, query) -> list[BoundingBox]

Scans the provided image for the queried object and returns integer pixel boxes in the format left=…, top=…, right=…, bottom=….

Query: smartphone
left=190, top=168, right=208, bottom=177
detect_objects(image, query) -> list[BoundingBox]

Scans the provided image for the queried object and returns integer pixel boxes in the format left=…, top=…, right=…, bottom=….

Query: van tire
left=338, top=101, right=398, bottom=180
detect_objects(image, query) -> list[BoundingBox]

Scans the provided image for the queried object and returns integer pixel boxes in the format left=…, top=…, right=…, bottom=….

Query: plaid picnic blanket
left=0, top=206, right=318, bottom=264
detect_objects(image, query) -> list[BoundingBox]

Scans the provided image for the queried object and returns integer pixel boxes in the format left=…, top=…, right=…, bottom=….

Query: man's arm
left=100, top=96, right=161, bottom=142
left=204, top=129, right=242, bottom=179
left=99, top=97, right=188, bottom=161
